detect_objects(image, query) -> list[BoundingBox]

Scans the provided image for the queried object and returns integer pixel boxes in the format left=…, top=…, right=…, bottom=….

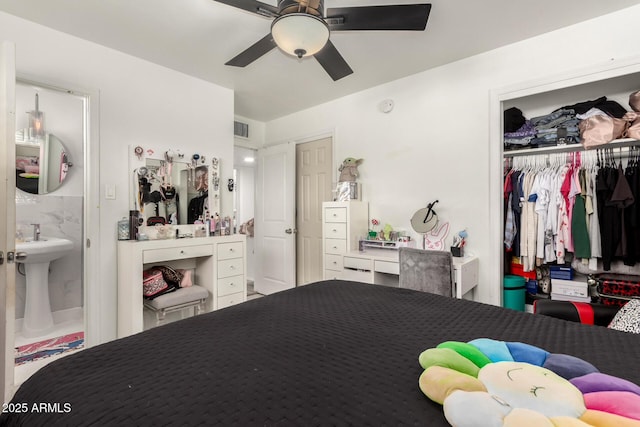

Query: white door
left=296, top=137, right=333, bottom=285
left=254, top=142, right=296, bottom=294
left=0, top=40, right=17, bottom=403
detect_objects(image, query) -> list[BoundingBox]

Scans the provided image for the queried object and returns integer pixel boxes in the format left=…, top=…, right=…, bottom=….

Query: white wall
left=264, top=5, right=640, bottom=305
left=0, top=11, right=235, bottom=343
left=234, top=115, right=265, bottom=150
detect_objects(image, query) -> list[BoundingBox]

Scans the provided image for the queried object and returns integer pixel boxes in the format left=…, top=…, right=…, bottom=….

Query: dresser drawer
left=217, top=258, right=244, bottom=278
left=325, top=254, right=343, bottom=271
left=325, top=238, right=346, bottom=254
left=217, top=275, right=244, bottom=297
left=343, top=256, right=372, bottom=271
left=324, top=269, right=340, bottom=280
left=339, top=268, right=372, bottom=283
left=217, top=241, right=243, bottom=261
left=217, top=292, right=244, bottom=309
left=143, top=244, right=213, bottom=264
left=374, top=260, right=399, bottom=275
left=324, top=207, right=347, bottom=223
left=324, top=223, right=347, bottom=239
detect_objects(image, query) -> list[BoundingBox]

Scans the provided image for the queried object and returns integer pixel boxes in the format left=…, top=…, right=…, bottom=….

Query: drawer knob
left=230, top=265, right=235, bottom=269
left=180, top=250, right=185, bottom=254
left=332, top=229, right=337, bottom=232
left=230, top=282, right=235, bottom=286
left=333, top=246, right=337, bottom=249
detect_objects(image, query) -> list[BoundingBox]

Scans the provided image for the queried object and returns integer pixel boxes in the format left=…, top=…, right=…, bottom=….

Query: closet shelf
left=503, top=138, right=640, bottom=158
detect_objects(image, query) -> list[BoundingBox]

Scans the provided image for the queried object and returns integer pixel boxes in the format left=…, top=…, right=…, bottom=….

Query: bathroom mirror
left=15, top=133, right=72, bottom=195
left=130, top=147, right=221, bottom=226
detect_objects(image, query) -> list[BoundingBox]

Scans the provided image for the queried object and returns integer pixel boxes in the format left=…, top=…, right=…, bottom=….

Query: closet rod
left=503, top=137, right=640, bottom=158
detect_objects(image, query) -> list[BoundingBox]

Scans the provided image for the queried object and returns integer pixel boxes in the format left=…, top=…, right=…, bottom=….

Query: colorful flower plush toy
left=419, top=338, right=640, bottom=426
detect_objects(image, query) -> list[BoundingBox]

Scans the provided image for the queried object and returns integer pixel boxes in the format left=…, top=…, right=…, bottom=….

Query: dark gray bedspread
left=2, top=280, right=640, bottom=426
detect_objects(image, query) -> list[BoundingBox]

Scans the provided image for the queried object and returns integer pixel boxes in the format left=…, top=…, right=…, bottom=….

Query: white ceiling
left=1, top=0, right=639, bottom=122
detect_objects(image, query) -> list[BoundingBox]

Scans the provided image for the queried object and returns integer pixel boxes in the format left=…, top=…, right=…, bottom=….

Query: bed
left=3, top=280, right=640, bottom=426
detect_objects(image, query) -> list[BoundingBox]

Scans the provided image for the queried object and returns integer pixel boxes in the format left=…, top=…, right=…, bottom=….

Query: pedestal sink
left=16, top=237, right=73, bottom=338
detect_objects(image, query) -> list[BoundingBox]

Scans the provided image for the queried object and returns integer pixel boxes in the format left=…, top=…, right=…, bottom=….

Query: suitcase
left=596, top=274, right=640, bottom=307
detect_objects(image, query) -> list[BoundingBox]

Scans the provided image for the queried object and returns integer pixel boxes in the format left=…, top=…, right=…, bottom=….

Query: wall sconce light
left=28, top=93, right=45, bottom=142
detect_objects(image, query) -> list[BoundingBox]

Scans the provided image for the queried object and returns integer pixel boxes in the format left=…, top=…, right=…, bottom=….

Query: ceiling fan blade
left=212, top=0, right=279, bottom=18
left=314, top=40, right=353, bottom=81
left=326, top=4, right=431, bottom=31
left=225, top=34, right=277, bottom=67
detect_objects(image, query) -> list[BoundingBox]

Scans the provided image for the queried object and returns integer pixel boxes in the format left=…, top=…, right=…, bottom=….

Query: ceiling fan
left=214, top=0, right=431, bottom=81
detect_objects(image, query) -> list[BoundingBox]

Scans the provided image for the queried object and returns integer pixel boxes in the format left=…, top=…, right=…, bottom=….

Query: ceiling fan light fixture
left=271, top=13, right=329, bottom=58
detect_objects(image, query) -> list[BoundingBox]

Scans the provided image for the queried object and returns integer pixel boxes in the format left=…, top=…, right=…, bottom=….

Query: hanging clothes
left=588, top=166, right=602, bottom=269
left=624, top=157, right=640, bottom=265
left=571, top=168, right=591, bottom=259
left=609, top=164, right=635, bottom=258
left=504, top=146, right=640, bottom=273
left=187, top=192, right=208, bottom=224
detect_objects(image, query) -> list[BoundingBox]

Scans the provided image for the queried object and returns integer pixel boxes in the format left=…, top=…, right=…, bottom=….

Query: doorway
left=13, top=81, right=86, bottom=385
left=295, top=137, right=333, bottom=286
left=234, top=146, right=257, bottom=290
left=253, top=135, right=334, bottom=294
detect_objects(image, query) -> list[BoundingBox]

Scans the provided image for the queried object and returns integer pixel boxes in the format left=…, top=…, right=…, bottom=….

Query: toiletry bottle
left=209, top=216, right=215, bottom=235
left=118, top=217, right=130, bottom=240
left=129, top=210, right=141, bottom=240
left=205, top=213, right=211, bottom=236
left=214, top=213, right=221, bottom=236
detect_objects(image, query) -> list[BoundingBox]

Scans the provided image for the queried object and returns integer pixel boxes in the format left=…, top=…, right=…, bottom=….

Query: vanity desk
left=117, top=234, right=246, bottom=338
left=325, top=249, right=479, bottom=299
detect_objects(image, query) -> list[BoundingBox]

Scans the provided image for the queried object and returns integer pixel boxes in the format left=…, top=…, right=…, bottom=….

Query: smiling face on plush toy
left=419, top=339, right=640, bottom=427
left=480, top=361, right=586, bottom=418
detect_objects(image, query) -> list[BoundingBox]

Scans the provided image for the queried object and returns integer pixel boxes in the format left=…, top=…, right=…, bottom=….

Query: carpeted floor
left=15, top=331, right=84, bottom=366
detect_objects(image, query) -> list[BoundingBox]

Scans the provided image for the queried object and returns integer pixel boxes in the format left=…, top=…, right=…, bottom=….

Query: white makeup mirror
left=129, top=146, right=220, bottom=226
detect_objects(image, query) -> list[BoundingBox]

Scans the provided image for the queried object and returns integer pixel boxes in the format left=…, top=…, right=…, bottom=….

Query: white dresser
left=322, top=201, right=368, bottom=279
left=215, top=239, right=246, bottom=309
left=117, top=235, right=246, bottom=338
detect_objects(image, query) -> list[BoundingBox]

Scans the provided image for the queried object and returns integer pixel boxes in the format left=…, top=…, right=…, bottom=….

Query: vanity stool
left=143, top=285, right=209, bottom=327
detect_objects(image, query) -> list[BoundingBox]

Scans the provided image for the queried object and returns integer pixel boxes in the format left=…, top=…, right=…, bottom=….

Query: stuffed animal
left=382, top=224, right=393, bottom=241
left=338, top=158, right=363, bottom=182
left=419, top=338, right=640, bottom=427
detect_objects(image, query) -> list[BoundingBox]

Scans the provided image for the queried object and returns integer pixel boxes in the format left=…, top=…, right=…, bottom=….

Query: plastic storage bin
left=503, top=275, right=526, bottom=311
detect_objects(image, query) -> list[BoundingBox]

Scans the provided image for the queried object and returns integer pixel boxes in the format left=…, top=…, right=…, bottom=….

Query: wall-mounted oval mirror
left=15, top=133, right=72, bottom=194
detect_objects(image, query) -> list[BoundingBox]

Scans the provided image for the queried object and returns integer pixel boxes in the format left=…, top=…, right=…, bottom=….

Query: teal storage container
left=503, top=275, right=526, bottom=311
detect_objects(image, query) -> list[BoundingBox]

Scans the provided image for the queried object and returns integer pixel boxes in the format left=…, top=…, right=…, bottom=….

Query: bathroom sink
left=16, top=236, right=74, bottom=338
left=16, top=237, right=73, bottom=264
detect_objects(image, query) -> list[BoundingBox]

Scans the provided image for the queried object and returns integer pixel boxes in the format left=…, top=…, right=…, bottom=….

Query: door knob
left=285, top=228, right=297, bottom=234
left=14, top=252, right=28, bottom=262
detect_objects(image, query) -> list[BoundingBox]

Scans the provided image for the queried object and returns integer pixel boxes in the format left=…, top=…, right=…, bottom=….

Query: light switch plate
left=105, top=184, right=116, bottom=200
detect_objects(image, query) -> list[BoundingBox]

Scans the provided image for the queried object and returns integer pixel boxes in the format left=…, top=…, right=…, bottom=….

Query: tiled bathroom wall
left=15, top=192, right=83, bottom=318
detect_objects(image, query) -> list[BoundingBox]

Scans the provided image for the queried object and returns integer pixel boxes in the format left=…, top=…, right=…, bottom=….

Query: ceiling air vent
left=234, top=121, right=249, bottom=138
